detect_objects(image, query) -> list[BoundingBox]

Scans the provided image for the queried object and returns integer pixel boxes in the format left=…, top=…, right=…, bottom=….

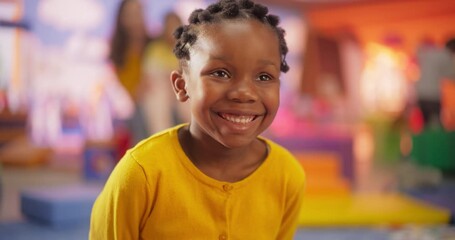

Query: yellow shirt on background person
left=143, top=39, right=179, bottom=71
left=115, top=50, right=143, bottom=100
left=89, top=124, right=306, bottom=240
left=141, top=39, right=190, bottom=134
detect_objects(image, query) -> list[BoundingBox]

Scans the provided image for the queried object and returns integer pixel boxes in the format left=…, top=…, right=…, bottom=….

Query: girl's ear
left=170, top=70, right=189, bottom=102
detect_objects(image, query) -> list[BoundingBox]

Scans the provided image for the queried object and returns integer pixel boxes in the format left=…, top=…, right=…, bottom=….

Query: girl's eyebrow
left=258, top=59, right=280, bottom=71
left=208, top=54, right=227, bottom=61
left=209, top=54, right=279, bottom=70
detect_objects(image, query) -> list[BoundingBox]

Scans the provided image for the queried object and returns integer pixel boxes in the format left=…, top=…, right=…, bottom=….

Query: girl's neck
left=178, top=126, right=267, bottom=182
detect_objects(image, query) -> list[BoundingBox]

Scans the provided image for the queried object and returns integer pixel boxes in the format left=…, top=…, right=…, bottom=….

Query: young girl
left=90, top=0, right=306, bottom=239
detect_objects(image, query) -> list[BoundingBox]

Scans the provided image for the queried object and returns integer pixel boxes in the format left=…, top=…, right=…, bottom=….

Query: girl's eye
left=257, top=74, right=273, bottom=81
left=210, top=70, right=230, bottom=78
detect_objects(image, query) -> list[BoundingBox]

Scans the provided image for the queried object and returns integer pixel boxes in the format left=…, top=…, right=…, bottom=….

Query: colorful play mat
left=294, top=151, right=452, bottom=227
left=298, top=193, right=451, bottom=227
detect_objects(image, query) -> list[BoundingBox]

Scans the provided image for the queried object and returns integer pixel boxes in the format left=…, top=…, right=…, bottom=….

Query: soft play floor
left=299, top=193, right=451, bottom=227
left=1, top=221, right=455, bottom=240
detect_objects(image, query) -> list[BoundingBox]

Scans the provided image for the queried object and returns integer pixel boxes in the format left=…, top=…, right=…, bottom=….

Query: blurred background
left=1, top=0, right=455, bottom=239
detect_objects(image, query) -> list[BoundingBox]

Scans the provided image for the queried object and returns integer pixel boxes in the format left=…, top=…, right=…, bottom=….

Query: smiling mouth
left=218, top=113, right=258, bottom=124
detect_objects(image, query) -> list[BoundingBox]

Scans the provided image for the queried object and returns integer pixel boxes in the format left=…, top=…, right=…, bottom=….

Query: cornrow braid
left=173, top=0, right=290, bottom=73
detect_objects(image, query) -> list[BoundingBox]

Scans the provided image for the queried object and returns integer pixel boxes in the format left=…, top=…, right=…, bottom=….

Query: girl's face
left=180, top=19, right=281, bottom=149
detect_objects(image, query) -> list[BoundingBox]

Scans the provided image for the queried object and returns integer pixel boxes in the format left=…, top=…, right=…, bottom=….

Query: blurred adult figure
left=109, top=0, right=151, bottom=144
left=141, top=12, right=190, bottom=135
left=415, top=38, right=455, bottom=128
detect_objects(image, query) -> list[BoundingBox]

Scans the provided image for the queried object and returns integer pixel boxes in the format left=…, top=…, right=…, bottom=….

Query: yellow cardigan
left=89, top=125, right=305, bottom=240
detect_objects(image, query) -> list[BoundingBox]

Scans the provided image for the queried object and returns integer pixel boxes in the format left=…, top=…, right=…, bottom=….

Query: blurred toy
left=27, top=0, right=133, bottom=151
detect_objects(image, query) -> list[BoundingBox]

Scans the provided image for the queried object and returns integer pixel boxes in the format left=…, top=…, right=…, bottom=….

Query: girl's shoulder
left=125, top=124, right=186, bottom=167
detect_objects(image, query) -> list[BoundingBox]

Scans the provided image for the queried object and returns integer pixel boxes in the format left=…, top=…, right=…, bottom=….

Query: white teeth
left=221, top=114, right=255, bottom=124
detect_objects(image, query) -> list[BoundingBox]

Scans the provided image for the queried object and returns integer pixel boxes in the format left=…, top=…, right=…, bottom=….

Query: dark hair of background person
left=446, top=38, right=455, bottom=53
left=109, top=0, right=152, bottom=68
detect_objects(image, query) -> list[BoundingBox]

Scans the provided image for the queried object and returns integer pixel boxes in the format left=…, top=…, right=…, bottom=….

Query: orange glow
left=353, top=124, right=374, bottom=163
left=441, top=79, right=455, bottom=130
left=360, top=43, right=408, bottom=116
left=305, top=0, right=455, bottom=54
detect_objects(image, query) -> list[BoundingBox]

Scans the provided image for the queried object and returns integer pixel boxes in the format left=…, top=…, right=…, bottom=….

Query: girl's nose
left=227, top=79, right=258, bottom=103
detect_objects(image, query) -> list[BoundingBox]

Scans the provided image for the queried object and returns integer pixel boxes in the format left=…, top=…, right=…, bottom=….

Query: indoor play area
left=1, top=0, right=455, bottom=239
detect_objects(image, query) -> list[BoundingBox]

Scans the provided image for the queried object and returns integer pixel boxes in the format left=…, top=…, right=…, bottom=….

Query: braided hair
left=173, top=0, right=290, bottom=73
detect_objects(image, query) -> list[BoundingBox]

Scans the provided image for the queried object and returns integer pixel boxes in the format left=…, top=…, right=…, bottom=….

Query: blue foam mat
left=20, top=184, right=102, bottom=228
